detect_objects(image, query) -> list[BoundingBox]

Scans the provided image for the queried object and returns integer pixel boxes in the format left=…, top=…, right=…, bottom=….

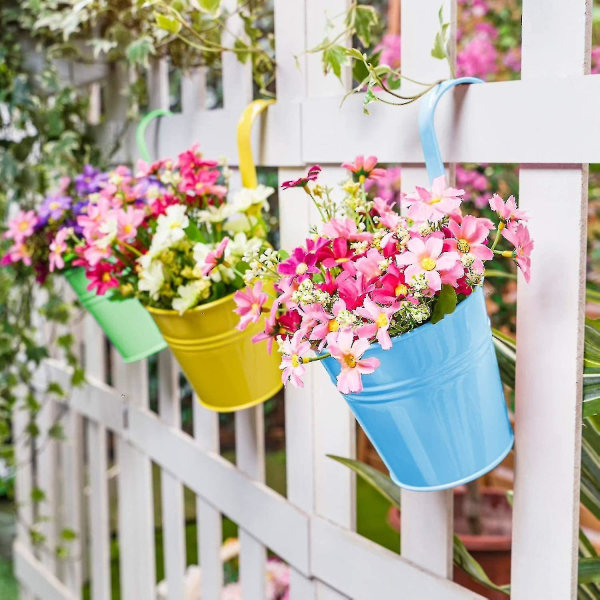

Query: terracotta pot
left=388, top=487, right=511, bottom=600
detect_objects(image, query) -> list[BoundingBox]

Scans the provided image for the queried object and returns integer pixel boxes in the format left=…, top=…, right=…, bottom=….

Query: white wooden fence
left=12, top=1, right=592, bottom=599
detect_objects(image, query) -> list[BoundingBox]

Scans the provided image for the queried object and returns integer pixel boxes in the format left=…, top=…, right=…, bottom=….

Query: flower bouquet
left=75, top=144, right=282, bottom=411
left=234, top=156, right=532, bottom=490
left=1, top=167, right=167, bottom=363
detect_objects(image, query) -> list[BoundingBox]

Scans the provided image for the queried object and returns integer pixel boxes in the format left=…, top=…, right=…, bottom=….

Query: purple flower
left=74, top=165, right=108, bottom=195
left=38, top=194, right=72, bottom=222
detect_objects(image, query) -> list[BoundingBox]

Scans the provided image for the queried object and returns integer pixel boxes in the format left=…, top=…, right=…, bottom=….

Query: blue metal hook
left=418, top=77, right=483, bottom=184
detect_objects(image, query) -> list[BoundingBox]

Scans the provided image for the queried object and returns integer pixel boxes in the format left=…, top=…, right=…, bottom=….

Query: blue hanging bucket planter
left=321, top=78, right=514, bottom=491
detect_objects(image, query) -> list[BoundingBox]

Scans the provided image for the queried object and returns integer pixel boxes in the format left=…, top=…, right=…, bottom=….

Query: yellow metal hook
left=237, top=99, right=275, bottom=189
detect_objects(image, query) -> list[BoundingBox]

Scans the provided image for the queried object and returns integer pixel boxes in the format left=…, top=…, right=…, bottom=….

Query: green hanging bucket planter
left=64, top=267, right=167, bottom=363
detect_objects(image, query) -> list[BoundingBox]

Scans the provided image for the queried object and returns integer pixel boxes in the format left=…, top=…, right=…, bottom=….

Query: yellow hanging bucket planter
left=147, top=293, right=281, bottom=412
left=146, top=99, right=283, bottom=411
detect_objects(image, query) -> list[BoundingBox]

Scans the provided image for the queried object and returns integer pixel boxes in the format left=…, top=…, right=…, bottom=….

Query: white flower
left=224, top=213, right=252, bottom=234
left=226, top=233, right=262, bottom=260
left=96, top=216, right=117, bottom=249
left=150, top=204, right=189, bottom=255
left=172, top=279, right=211, bottom=314
left=229, top=184, right=274, bottom=213
left=137, top=254, right=164, bottom=300
left=197, top=203, right=237, bottom=224
left=192, top=242, right=211, bottom=268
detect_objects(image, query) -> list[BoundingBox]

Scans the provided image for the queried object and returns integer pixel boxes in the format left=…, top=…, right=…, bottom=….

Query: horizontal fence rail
left=12, top=0, right=590, bottom=598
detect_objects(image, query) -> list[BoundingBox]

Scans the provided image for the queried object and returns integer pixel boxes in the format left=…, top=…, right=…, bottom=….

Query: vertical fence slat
left=14, top=402, right=35, bottom=600
left=235, top=407, right=267, bottom=597
left=60, top=402, right=84, bottom=594
left=84, top=316, right=111, bottom=600
left=158, top=352, right=186, bottom=600
left=113, top=355, right=156, bottom=600
left=36, top=394, right=59, bottom=578
left=193, top=400, right=223, bottom=600
left=399, top=0, right=456, bottom=579
left=511, top=4, right=591, bottom=600
left=222, top=0, right=253, bottom=113
left=279, top=170, right=317, bottom=600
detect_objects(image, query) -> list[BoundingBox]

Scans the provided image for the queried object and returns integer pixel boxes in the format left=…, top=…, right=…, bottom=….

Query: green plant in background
left=18, top=0, right=276, bottom=102
left=0, top=1, right=98, bottom=558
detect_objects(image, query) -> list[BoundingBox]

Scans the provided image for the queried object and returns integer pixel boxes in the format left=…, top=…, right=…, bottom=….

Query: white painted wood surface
left=13, top=2, right=597, bottom=600
left=511, top=3, right=591, bottom=600
left=158, top=352, right=186, bottom=600
left=193, top=399, right=223, bottom=600
left=399, top=0, right=455, bottom=579
left=83, top=315, right=111, bottom=600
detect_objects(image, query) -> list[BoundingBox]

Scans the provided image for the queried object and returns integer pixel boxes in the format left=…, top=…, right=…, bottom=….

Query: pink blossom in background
left=376, top=34, right=401, bottom=70
left=457, top=33, right=499, bottom=78
left=503, top=47, right=522, bottom=73
left=365, top=166, right=402, bottom=207
left=5, top=210, right=38, bottom=242
left=456, top=165, right=491, bottom=208
left=592, top=46, right=600, bottom=74
left=3, top=242, right=32, bottom=266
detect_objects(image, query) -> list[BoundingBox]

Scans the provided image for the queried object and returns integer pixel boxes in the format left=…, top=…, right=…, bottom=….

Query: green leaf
left=278, top=249, right=290, bottom=260
left=126, top=36, right=155, bottom=69
left=48, top=424, right=66, bottom=441
left=354, top=5, right=378, bottom=47
left=184, top=221, right=206, bottom=243
left=154, top=12, right=182, bottom=35
left=198, top=0, right=221, bottom=14
left=31, top=487, right=45, bottom=503
left=430, top=285, right=457, bottom=324
left=431, top=30, right=447, bottom=60
left=329, top=454, right=510, bottom=595
left=322, top=45, right=347, bottom=80
left=579, top=558, right=600, bottom=584
left=328, top=455, right=401, bottom=508
left=46, top=382, right=64, bottom=397
left=61, top=528, right=77, bottom=542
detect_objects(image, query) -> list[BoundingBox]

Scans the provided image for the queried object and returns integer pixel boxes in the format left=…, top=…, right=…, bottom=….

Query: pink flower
left=78, top=197, right=111, bottom=240
left=341, top=155, right=386, bottom=180
left=49, top=228, right=70, bottom=272
left=234, top=282, right=268, bottom=331
left=281, top=165, right=321, bottom=190
left=404, top=176, right=463, bottom=223
left=3, top=242, right=32, bottom=266
left=278, top=247, right=319, bottom=281
left=502, top=223, right=534, bottom=283
left=81, top=243, right=112, bottom=267
left=320, top=238, right=354, bottom=268
left=253, top=299, right=281, bottom=354
left=376, top=34, right=401, bottom=70
left=116, top=207, right=145, bottom=241
left=303, top=299, right=347, bottom=348
left=445, top=215, right=494, bottom=269
left=457, top=33, right=498, bottom=79
left=86, top=263, right=119, bottom=295
left=327, top=330, right=380, bottom=394
left=397, top=237, right=460, bottom=292
left=5, top=210, right=37, bottom=242
left=280, top=331, right=313, bottom=388
left=489, top=194, right=528, bottom=223
left=356, top=297, right=399, bottom=350
left=322, top=217, right=373, bottom=242
left=371, top=264, right=410, bottom=304
left=202, top=237, right=230, bottom=276
left=355, top=248, right=385, bottom=281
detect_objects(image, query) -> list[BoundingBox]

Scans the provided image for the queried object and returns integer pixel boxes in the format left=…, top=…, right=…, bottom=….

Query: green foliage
left=430, top=284, right=457, bottom=324
left=0, top=0, right=96, bottom=561
left=18, top=0, right=277, bottom=101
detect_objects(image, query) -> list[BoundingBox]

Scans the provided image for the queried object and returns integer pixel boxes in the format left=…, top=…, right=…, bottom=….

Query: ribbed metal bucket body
left=64, top=268, right=167, bottom=363
left=321, top=287, right=514, bottom=491
left=147, top=293, right=282, bottom=412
